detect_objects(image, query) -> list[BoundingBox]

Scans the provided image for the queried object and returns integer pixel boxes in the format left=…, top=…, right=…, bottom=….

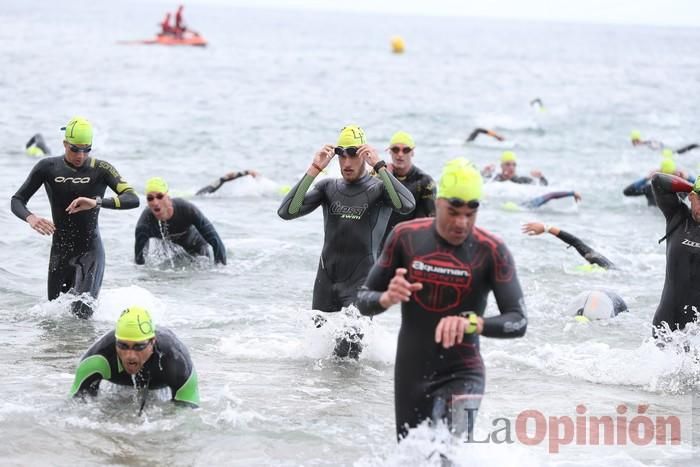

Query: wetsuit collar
left=63, top=155, right=90, bottom=171
left=346, top=172, right=370, bottom=185
left=393, top=164, right=415, bottom=180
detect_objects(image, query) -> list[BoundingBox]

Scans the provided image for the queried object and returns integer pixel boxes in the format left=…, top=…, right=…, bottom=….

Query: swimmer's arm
left=356, top=230, right=406, bottom=316
left=651, top=173, right=692, bottom=221
left=676, top=144, right=699, bottom=155
left=69, top=354, right=112, bottom=398
left=277, top=175, right=325, bottom=219
left=377, top=167, right=415, bottom=214
left=190, top=207, right=227, bottom=265
left=523, top=191, right=577, bottom=208
left=101, top=163, right=139, bottom=209
left=134, top=210, right=152, bottom=265
left=554, top=228, right=614, bottom=269
left=11, top=159, right=47, bottom=221
left=195, top=170, right=259, bottom=195
left=623, top=178, right=649, bottom=196
left=483, top=243, right=527, bottom=338
left=172, top=368, right=199, bottom=408
left=466, top=128, right=505, bottom=142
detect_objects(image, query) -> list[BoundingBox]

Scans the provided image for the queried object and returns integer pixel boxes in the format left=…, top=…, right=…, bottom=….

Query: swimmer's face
left=500, top=161, right=516, bottom=178
left=690, top=192, right=700, bottom=222
left=63, top=141, right=91, bottom=167
left=435, top=198, right=478, bottom=245
left=338, top=148, right=366, bottom=183
left=116, top=338, right=155, bottom=375
left=147, top=192, right=172, bottom=221
left=389, top=144, right=413, bottom=176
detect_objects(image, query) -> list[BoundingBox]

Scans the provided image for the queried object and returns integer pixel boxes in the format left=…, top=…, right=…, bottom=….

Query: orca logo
left=55, top=176, right=91, bottom=184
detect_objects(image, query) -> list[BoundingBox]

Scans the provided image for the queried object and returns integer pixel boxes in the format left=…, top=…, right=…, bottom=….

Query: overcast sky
left=175, top=0, right=700, bottom=27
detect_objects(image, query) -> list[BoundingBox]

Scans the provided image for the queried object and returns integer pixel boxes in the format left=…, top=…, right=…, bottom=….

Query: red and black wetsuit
left=356, top=218, right=527, bottom=440
left=651, top=174, right=700, bottom=334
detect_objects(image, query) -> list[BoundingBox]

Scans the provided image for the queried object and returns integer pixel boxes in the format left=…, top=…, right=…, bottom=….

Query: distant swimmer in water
left=195, top=169, right=260, bottom=195
left=11, top=117, right=139, bottom=318
left=278, top=125, right=415, bottom=358
left=522, top=221, right=614, bottom=270
left=135, top=177, right=227, bottom=265
left=623, top=155, right=693, bottom=207
left=357, top=158, right=527, bottom=441
left=501, top=191, right=582, bottom=212
left=70, top=306, right=199, bottom=410
left=650, top=173, right=700, bottom=337
left=530, top=98, right=546, bottom=111
left=566, top=290, right=628, bottom=322
left=630, top=130, right=699, bottom=155
left=25, top=133, right=51, bottom=157
left=378, top=131, right=436, bottom=250
left=465, top=127, right=505, bottom=143
left=481, top=151, right=548, bottom=185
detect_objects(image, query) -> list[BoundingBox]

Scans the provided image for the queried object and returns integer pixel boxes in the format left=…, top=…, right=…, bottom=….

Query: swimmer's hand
left=26, top=214, right=55, bottom=235
left=379, top=268, right=423, bottom=309
left=573, top=192, right=582, bottom=203
left=309, top=144, right=335, bottom=175
left=530, top=170, right=544, bottom=179
left=246, top=169, right=261, bottom=178
left=358, top=144, right=380, bottom=167
left=435, top=315, right=484, bottom=349
left=522, top=222, right=546, bottom=236
left=66, top=196, right=98, bottom=214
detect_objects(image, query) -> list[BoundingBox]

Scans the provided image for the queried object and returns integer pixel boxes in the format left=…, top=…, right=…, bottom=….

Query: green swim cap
left=500, top=201, right=522, bottom=212
left=437, top=158, right=483, bottom=203
left=662, top=148, right=674, bottom=159
left=574, top=315, right=591, bottom=324
left=337, top=125, right=366, bottom=147
left=145, top=177, right=169, bottom=194
left=115, top=306, right=156, bottom=342
left=500, top=151, right=517, bottom=163
left=389, top=131, right=415, bottom=148
left=660, top=157, right=676, bottom=174
left=630, top=129, right=642, bottom=141
left=26, top=146, right=45, bottom=157
left=62, top=117, right=93, bottom=145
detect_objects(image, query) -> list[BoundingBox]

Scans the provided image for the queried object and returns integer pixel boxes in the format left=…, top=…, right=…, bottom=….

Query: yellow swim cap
left=662, top=148, right=674, bottom=159
left=337, top=125, right=366, bottom=147
left=500, top=151, right=517, bottom=163
left=62, top=117, right=93, bottom=145
left=145, top=177, right=169, bottom=194
left=630, top=130, right=642, bottom=141
left=574, top=315, right=591, bottom=324
left=660, top=157, right=676, bottom=174
left=693, top=176, right=700, bottom=193
left=389, top=131, right=415, bottom=148
left=115, top=306, right=156, bottom=342
left=26, top=146, right=45, bottom=157
left=437, top=158, right=483, bottom=203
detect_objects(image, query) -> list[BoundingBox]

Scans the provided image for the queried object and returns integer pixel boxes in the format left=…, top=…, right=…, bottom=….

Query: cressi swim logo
left=330, top=201, right=367, bottom=219
left=54, top=176, right=91, bottom=184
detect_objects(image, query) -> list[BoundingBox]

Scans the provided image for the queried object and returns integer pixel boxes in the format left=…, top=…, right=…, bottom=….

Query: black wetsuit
left=494, top=173, right=548, bottom=186
left=134, top=198, right=226, bottom=265
left=554, top=229, right=614, bottom=269
left=356, top=219, right=527, bottom=440
left=195, top=170, right=251, bottom=195
left=69, top=327, right=199, bottom=407
left=380, top=165, right=435, bottom=249
left=651, top=174, right=700, bottom=334
left=11, top=156, right=138, bottom=318
left=278, top=169, right=415, bottom=313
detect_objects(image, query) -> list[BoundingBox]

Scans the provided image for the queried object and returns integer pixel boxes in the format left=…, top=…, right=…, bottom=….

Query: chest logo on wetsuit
left=410, top=253, right=472, bottom=313
left=330, top=201, right=367, bottom=220
left=55, top=176, right=91, bottom=184
left=681, top=238, right=700, bottom=249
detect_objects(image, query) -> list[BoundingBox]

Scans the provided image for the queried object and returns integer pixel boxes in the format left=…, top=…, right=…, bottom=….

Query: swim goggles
left=334, top=146, right=360, bottom=158
left=67, top=144, right=92, bottom=153
left=116, top=340, right=152, bottom=351
left=445, top=197, right=480, bottom=209
left=390, top=146, right=413, bottom=155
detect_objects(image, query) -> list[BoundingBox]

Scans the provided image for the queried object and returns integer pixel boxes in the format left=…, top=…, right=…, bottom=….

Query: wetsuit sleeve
left=162, top=340, right=200, bottom=407
left=97, top=161, right=139, bottom=210
left=623, top=178, right=649, bottom=197
left=651, top=173, right=692, bottom=221
left=277, top=175, right=325, bottom=219
left=134, top=209, right=153, bottom=265
left=195, top=171, right=250, bottom=195
left=10, top=159, right=47, bottom=221
left=512, top=176, right=535, bottom=185
left=482, top=242, right=527, bottom=338
left=413, top=175, right=436, bottom=218
left=68, top=338, right=113, bottom=399
left=356, top=229, right=404, bottom=316
left=676, top=144, right=698, bottom=154
left=188, top=204, right=227, bottom=265
left=376, top=167, right=415, bottom=214
left=523, top=191, right=576, bottom=208
left=555, top=230, right=614, bottom=269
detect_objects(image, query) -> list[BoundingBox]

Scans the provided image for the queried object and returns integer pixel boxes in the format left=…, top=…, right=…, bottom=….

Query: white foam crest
left=485, top=325, right=700, bottom=393
left=93, top=285, right=165, bottom=324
